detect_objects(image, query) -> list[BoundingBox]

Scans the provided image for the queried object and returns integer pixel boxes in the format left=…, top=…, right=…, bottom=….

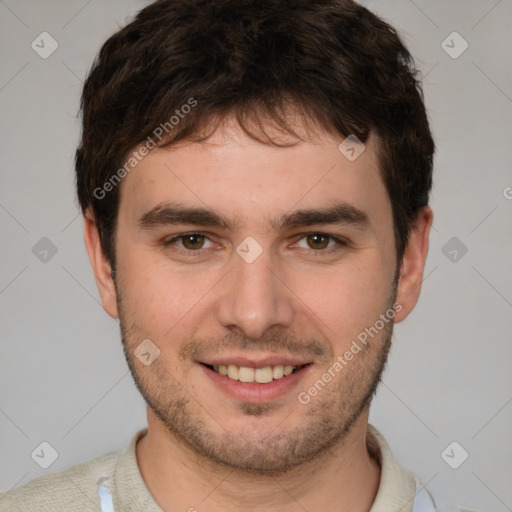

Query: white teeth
left=255, top=367, right=273, bottom=384
left=238, top=367, right=255, bottom=383
left=211, top=363, right=302, bottom=383
left=273, top=366, right=284, bottom=379
left=227, top=364, right=239, bottom=381
left=283, top=365, right=294, bottom=376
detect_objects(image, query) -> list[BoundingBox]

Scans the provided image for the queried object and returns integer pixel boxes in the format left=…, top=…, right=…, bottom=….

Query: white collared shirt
left=0, top=424, right=437, bottom=511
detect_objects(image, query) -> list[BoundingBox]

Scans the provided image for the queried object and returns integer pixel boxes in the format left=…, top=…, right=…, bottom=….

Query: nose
left=215, top=247, right=295, bottom=340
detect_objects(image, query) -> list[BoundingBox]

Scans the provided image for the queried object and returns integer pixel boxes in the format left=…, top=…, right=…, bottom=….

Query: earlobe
left=83, top=211, right=119, bottom=319
left=394, top=206, right=433, bottom=323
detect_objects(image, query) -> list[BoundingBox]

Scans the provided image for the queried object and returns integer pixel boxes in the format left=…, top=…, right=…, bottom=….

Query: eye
left=164, top=233, right=215, bottom=252
left=293, top=233, right=347, bottom=253
left=162, top=232, right=347, bottom=257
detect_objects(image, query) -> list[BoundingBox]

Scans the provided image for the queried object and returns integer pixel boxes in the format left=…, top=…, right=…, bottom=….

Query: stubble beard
left=116, top=285, right=395, bottom=476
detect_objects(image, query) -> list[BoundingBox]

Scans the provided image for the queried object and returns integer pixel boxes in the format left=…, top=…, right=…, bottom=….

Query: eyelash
left=162, top=232, right=348, bottom=257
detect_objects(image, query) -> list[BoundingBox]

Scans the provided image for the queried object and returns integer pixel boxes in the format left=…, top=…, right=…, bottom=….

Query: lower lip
left=199, top=364, right=312, bottom=403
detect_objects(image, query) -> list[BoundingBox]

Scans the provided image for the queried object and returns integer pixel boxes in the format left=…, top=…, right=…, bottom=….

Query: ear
left=83, top=210, right=119, bottom=319
left=394, top=206, right=433, bottom=323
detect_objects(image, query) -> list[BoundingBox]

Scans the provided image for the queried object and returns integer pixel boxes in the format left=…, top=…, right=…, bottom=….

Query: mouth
left=198, top=357, right=314, bottom=403
left=201, top=363, right=307, bottom=384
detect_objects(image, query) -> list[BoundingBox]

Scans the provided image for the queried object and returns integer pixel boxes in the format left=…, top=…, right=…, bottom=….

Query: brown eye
left=181, top=234, right=206, bottom=250
left=163, top=233, right=215, bottom=255
left=293, top=233, right=346, bottom=254
left=306, top=233, right=330, bottom=250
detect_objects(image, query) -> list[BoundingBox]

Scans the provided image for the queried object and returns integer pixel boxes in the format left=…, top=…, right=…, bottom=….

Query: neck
left=136, top=408, right=381, bottom=512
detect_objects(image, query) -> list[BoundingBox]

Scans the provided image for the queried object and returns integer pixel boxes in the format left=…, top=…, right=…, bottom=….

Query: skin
left=84, top=117, right=432, bottom=512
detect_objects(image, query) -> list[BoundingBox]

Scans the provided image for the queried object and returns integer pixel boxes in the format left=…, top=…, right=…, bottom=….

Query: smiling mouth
left=202, top=363, right=308, bottom=384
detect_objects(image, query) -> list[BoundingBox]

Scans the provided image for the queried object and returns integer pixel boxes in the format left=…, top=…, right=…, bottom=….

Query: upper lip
left=199, top=355, right=312, bottom=368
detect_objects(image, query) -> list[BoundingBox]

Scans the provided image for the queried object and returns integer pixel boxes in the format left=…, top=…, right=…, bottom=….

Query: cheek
left=116, top=248, right=177, bottom=324
left=116, top=228, right=396, bottom=347
left=290, top=257, right=393, bottom=342
left=116, top=248, right=216, bottom=336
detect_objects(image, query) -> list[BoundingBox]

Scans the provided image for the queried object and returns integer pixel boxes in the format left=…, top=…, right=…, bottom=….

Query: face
left=86, top=118, right=430, bottom=475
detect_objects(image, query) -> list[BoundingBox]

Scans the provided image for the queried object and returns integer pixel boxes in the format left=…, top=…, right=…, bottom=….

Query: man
left=0, top=0, right=437, bottom=510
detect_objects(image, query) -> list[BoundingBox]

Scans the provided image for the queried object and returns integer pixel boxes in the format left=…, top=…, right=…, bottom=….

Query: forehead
left=118, top=120, right=390, bottom=231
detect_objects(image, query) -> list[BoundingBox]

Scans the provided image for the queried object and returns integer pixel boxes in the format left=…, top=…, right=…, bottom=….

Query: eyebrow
left=138, top=202, right=369, bottom=231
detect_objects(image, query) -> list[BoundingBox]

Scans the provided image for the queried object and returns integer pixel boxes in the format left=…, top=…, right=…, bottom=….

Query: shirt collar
left=112, top=424, right=418, bottom=511
left=367, top=424, right=417, bottom=512
left=112, top=428, right=162, bottom=512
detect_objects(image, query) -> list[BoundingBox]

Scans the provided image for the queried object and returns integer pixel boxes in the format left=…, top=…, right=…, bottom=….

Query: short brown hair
left=76, top=0, right=434, bottom=268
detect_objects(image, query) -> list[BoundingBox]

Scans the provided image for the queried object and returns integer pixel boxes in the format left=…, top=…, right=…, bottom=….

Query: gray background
left=1, top=1, right=511, bottom=511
